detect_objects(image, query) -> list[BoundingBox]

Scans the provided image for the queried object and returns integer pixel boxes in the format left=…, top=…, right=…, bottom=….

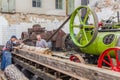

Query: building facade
left=0, top=0, right=78, bottom=16
left=0, top=0, right=118, bottom=45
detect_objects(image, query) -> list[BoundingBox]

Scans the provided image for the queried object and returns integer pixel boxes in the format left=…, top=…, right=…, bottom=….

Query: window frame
left=32, top=0, right=42, bottom=8
left=55, top=0, right=63, bottom=9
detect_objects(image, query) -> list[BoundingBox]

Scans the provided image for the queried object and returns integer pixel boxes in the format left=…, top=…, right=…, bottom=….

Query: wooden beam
left=13, top=49, right=120, bottom=80
left=13, top=58, right=59, bottom=80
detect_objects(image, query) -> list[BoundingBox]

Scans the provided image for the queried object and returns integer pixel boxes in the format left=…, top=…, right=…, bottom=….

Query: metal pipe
left=117, top=11, right=120, bottom=23
left=66, top=0, right=68, bottom=15
left=81, top=0, right=88, bottom=21
left=47, top=15, right=71, bottom=42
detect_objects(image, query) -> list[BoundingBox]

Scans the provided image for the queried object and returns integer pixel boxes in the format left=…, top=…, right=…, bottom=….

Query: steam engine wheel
left=98, top=47, right=120, bottom=72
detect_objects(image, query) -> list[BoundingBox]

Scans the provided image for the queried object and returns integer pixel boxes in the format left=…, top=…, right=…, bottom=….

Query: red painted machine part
left=98, top=47, right=120, bottom=72
left=69, top=54, right=85, bottom=63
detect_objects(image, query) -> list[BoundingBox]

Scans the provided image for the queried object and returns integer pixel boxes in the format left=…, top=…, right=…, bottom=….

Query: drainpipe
left=66, top=0, right=68, bottom=15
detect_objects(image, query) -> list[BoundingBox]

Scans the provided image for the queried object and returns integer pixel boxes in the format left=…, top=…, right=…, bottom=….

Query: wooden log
left=19, top=44, right=53, bottom=55
left=22, top=45, right=30, bottom=50
left=0, top=71, right=7, bottom=80
left=4, top=64, right=28, bottom=80
left=19, top=43, right=25, bottom=49
left=29, top=46, right=36, bottom=51
left=35, top=47, right=49, bottom=54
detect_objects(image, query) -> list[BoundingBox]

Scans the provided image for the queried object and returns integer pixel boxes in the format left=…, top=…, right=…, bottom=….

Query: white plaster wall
left=90, top=0, right=120, bottom=22
left=0, top=16, right=9, bottom=45
left=15, top=0, right=66, bottom=16
left=74, top=0, right=81, bottom=8
left=0, top=15, right=67, bottom=45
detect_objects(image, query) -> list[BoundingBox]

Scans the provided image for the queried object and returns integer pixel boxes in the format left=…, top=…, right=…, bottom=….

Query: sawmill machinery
left=21, top=24, right=78, bottom=51
left=20, top=5, right=120, bottom=73
left=69, top=5, right=120, bottom=72
left=7, top=5, right=120, bottom=80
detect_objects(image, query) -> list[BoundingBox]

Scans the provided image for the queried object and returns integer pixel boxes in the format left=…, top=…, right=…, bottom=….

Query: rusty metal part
left=40, top=32, right=48, bottom=40
left=47, top=15, right=71, bottom=42
left=21, top=17, right=70, bottom=50
left=62, top=34, right=79, bottom=51
left=29, top=32, right=37, bottom=40
left=21, top=32, right=29, bottom=40
left=55, top=30, right=66, bottom=48
left=32, top=24, right=46, bottom=32
left=32, top=24, right=41, bottom=32
left=22, top=39, right=35, bottom=46
left=28, top=28, right=33, bottom=34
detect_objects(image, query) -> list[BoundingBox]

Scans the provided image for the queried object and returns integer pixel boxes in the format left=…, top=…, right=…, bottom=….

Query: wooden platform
left=13, top=49, right=120, bottom=80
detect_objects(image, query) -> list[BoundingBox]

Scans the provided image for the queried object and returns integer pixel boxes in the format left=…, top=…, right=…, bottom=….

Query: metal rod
left=81, top=0, right=88, bottom=21
left=66, top=0, right=68, bottom=15
left=47, top=15, right=71, bottom=42
left=117, top=11, right=120, bottom=23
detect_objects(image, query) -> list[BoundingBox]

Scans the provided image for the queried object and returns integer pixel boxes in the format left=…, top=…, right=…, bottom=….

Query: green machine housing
left=70, top=6, right=120, bottom=57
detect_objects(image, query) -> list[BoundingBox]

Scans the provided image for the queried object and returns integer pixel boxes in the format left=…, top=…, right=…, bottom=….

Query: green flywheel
left=70, top=6, right=98, bottom=48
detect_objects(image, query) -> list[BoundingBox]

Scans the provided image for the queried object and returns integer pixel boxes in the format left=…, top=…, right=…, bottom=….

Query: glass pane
left=37, top=0, right=40, bottom=2
left=32, top=0, right=36, bottom=7
left=56, top=0, right=63, bottom=9
left=55, top=0, right=58, bottom=9
left=59, top=0, right=63, bottom=9
left=68, top=0, right=74, bottom=14
left=37, top=2, right=41, bottom=7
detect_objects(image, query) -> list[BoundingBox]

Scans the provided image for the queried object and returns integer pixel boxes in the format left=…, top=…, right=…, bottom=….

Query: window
left=55, top=0, right=63, bottom=9
left=32, top=0, right=41, bottom=8
left=67, top=0, right=74, bottom=15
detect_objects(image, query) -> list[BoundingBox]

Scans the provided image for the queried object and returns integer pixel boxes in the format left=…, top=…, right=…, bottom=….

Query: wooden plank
left=13, top=58, right=58, bottom=80
left=13, top=49, right=120, bottom=80
left=52, top=52, right=69, bottom=59
left=13, top=51, right=87, bottom=80
left=13, top=57, right=88, bottom=80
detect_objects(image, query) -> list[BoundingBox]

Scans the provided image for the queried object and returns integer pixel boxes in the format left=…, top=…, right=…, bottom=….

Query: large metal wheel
left=98, top=47, right=120, bottom=72
left=70, top=6, right=98, bottom=47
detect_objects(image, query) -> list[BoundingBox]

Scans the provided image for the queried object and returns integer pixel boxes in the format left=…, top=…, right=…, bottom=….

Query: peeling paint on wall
left=89, top=0, right=120, bottom=21
left=0, top=14, right=67, bottom=45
